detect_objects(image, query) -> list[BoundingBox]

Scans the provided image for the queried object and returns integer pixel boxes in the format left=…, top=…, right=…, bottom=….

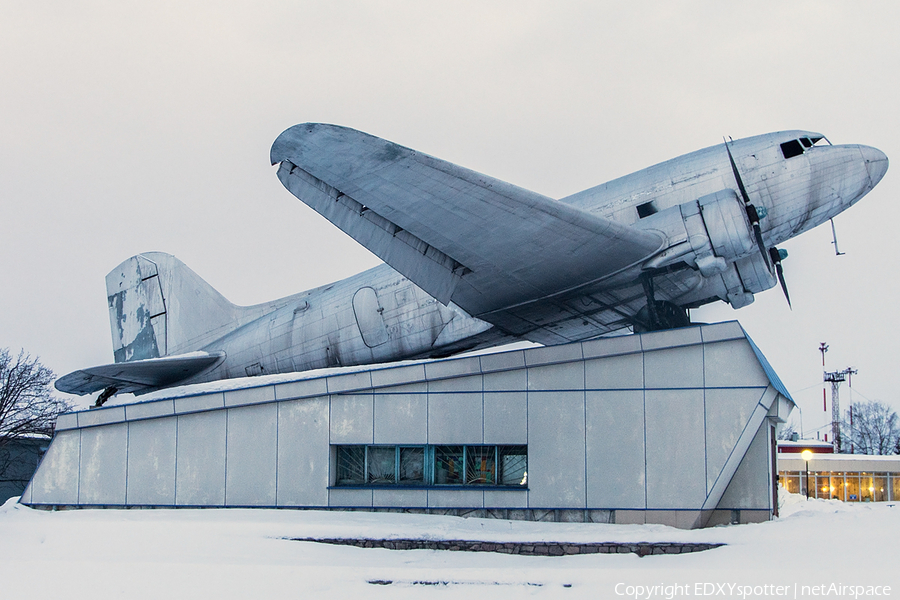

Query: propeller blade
left=753, top=223, right=772, bottom=271
left=769, top=247, right=791, bottom=309
left=724, top=138, right=752, bottom=205
left=725, top=138, right=772, bottom=272
left=775, top=261, right=792, bottom=309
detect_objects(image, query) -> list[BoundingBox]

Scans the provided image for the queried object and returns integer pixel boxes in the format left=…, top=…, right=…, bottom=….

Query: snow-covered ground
left=0, top=493, right=895, bottom=599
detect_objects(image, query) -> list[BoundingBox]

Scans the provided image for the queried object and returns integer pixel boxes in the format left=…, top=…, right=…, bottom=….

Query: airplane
left=56, top=125, right=888, bottom=403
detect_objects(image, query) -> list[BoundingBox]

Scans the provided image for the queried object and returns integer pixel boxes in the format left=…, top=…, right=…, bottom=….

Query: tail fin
left=106, top=252, right=240, bottom=362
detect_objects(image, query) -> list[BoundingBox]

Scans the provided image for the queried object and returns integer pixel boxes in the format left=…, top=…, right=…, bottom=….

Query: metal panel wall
left=704, top=388, right=766, bottom=493
left=276, top=397, right=329, bottom=507
left=482, top=392, right=527, bottom=444
left=329, top=394, right=373, bottom=444
left=226, top=404, right=277, bottom=506
left=373, top=392, right=426, bottom=444
left=644, top=389, right=706, bottom=509
left=78, top=423, right=127, bottom=505
left=23, top=322, right=790, bottom=529
left=717, top=422, right=771, bottom=510
left=585, top=390, right=645, bottom=508
left=126, top=417, right=176, bottom=505
left=427, top=392, right=483, bottom=444
left=28, top=429, right=80, bottom=505
left=527, top=390, right=585, bottom=508
left=175, top=411, right=226, bottom=506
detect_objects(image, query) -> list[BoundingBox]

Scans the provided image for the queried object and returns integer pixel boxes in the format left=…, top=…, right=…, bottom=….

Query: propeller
left=768, top=247, right=791, bottom=308
left=724, top=138, right=791, bottom=309
left=724, top=138, right=771, bottom=271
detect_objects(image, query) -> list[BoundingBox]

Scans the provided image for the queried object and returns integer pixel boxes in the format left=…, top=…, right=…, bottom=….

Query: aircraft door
left=353, top=287, right=390, bottom=347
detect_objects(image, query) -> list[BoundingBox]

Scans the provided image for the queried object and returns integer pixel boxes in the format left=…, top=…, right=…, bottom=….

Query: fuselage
left=565, top=131, right=886, bottom=251
left=192, top=131, right=886, bottom=385
left=97, top=131, right=888, bottom=392
left=189, top=264, right=504, bottom=385
left=550, top=131, right=887, bottom=315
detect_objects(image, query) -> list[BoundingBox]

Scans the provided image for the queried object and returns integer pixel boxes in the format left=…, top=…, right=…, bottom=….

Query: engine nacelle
left=639, top=189, right=777, bottom=309
left=681, top=189, right=757, bottom=276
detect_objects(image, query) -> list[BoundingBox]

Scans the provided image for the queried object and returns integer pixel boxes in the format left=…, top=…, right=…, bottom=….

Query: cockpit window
left=782, top=135, right=829, bottom=159
left=781, top=139, right=804, bottom=159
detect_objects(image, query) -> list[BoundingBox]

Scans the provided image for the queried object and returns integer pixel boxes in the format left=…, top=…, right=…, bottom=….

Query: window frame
left=331, top=444, right=528, bottom=489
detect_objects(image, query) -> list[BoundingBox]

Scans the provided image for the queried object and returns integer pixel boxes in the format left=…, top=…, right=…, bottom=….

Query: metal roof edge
left=740, top=325, right=794, bottom=404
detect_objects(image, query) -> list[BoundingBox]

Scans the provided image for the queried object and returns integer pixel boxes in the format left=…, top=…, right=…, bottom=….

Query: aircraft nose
left=860, top=145, right=889, bottom=187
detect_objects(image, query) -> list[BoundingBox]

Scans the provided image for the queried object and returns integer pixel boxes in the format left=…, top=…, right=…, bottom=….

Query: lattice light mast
left=823, top=366, right=858, bottom=453
left=819, top=343, right=829, bottom=425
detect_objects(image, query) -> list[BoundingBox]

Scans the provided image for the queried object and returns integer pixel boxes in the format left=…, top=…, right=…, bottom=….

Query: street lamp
left=801, top=449, right=813, bottom=500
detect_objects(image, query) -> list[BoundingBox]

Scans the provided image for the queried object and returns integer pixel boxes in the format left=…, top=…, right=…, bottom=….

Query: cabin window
left=780, top=139, right=805, bottom=159
left=636, top=200, right=658, bottom=219
left=800, top=137, right=813, bottom=148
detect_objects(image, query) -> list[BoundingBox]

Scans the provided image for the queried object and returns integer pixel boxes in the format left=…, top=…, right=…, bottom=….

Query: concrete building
left=1, top=435, right=50, bottom=503
left=779, top=450, right=900, bottom=502
left=777, top=439, right=834, bottom=454
left=23, top=321, right=794, bottom=529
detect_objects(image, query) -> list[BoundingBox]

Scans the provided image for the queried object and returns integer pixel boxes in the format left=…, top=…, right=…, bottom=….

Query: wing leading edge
left=271, top=124, right=664, bottom=322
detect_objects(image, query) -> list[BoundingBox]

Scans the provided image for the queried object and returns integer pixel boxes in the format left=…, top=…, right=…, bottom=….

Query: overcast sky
left=2, top=1, right=898, bottom=434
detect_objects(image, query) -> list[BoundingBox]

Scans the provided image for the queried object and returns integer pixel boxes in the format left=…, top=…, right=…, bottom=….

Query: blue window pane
left=399, top=447, right=425, bottom=483
left=434, top=446, right=464, bottom=484
left=336, top=446, right=366, bottom=485
left=466, top=446, right=496, bottom=485
left=368, top=447, right=396, bottom=484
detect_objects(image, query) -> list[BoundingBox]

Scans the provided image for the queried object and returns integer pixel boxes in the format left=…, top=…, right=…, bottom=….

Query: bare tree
left=777, top=422, right=798, bottom=441
left=0, top=348, right=73, bottom=445
left=842, top=400, right=900, bottom=455
left=0, top=349, right=73, bottom=494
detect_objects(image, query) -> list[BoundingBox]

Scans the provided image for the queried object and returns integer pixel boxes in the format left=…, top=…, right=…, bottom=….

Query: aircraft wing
left=55, top=352, right=224, bottom=396
left=271, top=124, right=664, bottom=320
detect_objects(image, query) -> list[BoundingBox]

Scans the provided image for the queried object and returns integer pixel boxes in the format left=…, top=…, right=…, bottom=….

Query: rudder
left=106, top=252, right=239, bottom=362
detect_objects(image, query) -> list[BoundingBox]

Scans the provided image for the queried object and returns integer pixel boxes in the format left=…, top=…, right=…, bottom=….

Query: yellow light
left=801, top=450, right=814, bottom=461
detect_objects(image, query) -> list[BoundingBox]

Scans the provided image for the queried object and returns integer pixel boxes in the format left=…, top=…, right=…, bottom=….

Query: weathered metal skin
left=96, top=253, right=502, bottom=391
left=273, top=126, right=888, bottom=345
left=617, top=133, right=888, bottom=313
left=57, top=127, right=888, bottom=397
left=198, top=262, right=499, bottom=383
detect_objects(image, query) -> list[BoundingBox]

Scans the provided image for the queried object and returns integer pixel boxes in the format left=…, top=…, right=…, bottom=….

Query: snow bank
left=0, top=493, right=896, bottom=599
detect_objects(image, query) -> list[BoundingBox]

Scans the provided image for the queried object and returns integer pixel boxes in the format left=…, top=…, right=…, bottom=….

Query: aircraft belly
left=482, top=266, right=710, bottom=344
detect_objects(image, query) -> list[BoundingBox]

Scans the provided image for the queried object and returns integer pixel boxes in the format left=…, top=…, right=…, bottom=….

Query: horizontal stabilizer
left=55, top=352, right=224, bottom=396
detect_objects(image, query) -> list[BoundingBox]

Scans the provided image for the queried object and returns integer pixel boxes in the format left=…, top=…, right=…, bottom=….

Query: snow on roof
left=777, top=440, right=834, bottom=448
